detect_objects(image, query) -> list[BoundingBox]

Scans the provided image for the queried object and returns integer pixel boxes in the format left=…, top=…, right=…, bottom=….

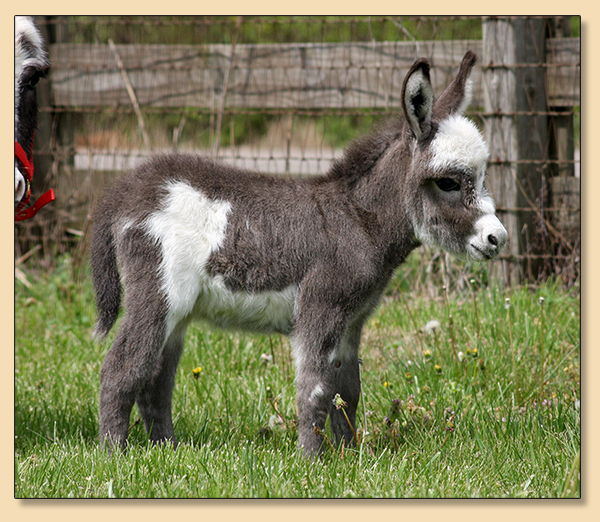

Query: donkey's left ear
left=433, top=50, right=477, bottom=117
left=402, top=59, right=434, bottom=142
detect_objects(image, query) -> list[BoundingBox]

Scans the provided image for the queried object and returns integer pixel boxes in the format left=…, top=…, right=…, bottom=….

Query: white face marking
left=429, top=114, right=489, bottom=193
left=421, top=114, right=508, bottom=259
left=144, top=181, right=297, bottom=340
left=326, top=328, right=359, bottom=366
left=478, top=194, right=496, bottom=215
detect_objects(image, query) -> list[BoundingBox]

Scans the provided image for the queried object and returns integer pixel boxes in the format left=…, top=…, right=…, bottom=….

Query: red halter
left=15, top=139, right=55, bottom=222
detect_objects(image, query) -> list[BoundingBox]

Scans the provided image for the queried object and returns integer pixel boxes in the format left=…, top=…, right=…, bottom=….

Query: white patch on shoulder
left=144, top=181, right=232, bottom=336
left=145, top=180, right=297, bottom=340
left=429, top=115, right=489, bottom=188
left=119, top=218, right=135, bottom=236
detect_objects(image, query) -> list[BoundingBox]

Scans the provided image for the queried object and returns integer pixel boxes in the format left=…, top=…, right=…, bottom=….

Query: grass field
left=14, top=255, right=580, bottom=498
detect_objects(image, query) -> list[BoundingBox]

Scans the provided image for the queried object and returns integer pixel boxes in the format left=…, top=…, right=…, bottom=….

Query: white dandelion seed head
left=424, top=320, right=441, bottom=335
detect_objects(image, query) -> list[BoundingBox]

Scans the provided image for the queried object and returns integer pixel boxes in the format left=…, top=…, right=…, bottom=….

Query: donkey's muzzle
left=468, top=214, right=508, bottom=260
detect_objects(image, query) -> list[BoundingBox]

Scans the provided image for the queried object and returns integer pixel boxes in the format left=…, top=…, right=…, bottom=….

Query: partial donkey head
left=15, top=16, right=54, bottom=221
left=398, top=51, right=507, bottom=261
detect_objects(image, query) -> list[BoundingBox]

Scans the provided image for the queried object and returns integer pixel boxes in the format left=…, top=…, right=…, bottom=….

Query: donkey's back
left=91, top=153, right=380, bottom=340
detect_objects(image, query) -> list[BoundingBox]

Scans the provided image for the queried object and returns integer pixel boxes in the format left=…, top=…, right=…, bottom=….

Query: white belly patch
left=144, top=180, right=297, bottom=339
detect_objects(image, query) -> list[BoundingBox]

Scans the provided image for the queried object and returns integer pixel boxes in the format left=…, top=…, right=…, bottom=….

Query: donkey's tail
left=89, top=202, right=121, bottom=341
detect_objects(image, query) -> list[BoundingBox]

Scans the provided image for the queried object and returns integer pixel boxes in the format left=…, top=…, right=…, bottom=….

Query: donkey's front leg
left=329, top=321, right=364, bottom=448
left=292, top=293, right=350, bottom=457
left=293, top=336, right=336, bottom=457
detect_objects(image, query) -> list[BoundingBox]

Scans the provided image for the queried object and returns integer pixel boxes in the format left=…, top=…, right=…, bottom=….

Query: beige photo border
left=3, top=2, right=595, bottom=519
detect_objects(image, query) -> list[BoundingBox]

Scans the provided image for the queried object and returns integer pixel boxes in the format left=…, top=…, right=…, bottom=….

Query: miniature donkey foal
left=90, top=51, right=507, bottom=457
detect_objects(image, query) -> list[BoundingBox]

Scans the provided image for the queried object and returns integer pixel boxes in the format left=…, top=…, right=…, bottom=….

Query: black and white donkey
left=90, top=51, right=507, bottom=457
left=14, top=15, right=54, bottom=221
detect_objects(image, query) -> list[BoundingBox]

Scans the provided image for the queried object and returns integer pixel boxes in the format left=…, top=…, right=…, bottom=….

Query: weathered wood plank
left=49, top=40, right=482, bottom=109
left=546, top=37, right=580, bottom=106
left=48, top=38, right=579, bottom=110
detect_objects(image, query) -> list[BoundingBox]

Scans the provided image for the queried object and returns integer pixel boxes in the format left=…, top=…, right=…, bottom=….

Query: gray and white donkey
left=90, top=51, right=507, bottom=457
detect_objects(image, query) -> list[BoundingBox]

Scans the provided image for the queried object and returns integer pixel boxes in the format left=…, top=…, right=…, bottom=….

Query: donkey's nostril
left=488, top=234, right=498, bottom=247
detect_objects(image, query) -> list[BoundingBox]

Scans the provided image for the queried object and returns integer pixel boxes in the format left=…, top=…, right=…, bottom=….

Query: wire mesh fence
left=16, top=15, right=580, bottom=287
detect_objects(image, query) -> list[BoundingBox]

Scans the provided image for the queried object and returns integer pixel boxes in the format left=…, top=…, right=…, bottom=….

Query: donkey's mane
left=324, top=119, right=404, bottom=187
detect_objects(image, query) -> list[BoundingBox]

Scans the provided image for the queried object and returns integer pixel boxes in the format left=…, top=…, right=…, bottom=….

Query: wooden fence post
left=482, top=16, right=551, bottom=284
left=547, top=17, right=580, bottom=267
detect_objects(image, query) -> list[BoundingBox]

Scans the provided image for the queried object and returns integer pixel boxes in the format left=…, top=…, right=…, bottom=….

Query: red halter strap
left=15, top=140, right=55, bottom=222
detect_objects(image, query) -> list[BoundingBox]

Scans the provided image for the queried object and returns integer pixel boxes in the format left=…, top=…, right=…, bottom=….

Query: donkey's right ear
left=401, top=59, right=434, bottom=142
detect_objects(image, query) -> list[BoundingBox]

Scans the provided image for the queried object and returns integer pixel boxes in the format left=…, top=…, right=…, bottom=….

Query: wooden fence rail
left=49, top=37, right=579, bottom=110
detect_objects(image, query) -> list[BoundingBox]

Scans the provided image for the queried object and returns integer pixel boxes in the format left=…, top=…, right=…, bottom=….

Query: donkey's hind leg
left=135, top=324, right=187, bottom=447
left=99, top=310, right=167, bottom=453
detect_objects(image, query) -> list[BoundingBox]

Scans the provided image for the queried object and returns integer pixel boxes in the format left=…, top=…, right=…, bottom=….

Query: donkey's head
left=397, top=51, right=507, bottom=261
left=15, top=16, right=49, bottom=207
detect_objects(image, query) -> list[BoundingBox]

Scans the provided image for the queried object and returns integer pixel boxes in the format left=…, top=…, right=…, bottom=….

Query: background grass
left=14, top=254, right=580, bottom=498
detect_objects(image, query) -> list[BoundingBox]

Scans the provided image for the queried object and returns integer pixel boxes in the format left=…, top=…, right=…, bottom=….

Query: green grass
left=14, top=255, right=580, bottom=498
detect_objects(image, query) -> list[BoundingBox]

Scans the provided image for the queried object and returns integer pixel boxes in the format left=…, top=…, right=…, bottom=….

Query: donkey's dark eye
left=26, top=72, right=42, bottom=89
left=28, top=76, right=40, bottom=88
left=22, top=68, right=46, bottom=90
left=435, top=178, right=461, bottom=192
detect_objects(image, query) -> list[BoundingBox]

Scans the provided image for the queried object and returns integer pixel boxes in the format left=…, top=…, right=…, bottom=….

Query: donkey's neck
left=331, top=126, right=421, bottom=267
